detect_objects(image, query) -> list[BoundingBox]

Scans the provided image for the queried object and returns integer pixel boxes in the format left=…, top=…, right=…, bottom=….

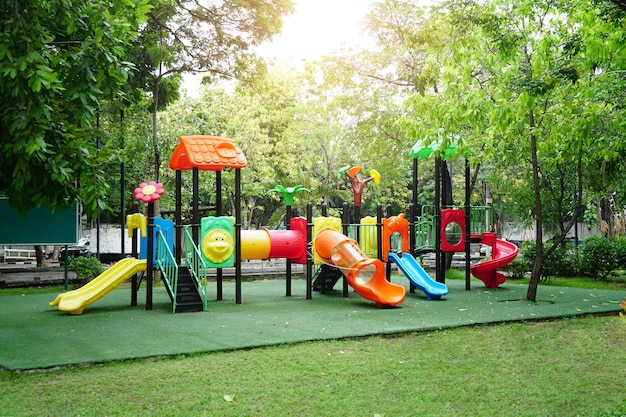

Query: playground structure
left=409, top=137, right=519, bottom=289
left=49, top=134, right=518, bottom=314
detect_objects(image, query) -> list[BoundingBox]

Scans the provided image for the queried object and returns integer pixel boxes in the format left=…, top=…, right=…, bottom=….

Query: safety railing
left=414, top=216, right=435, bottom=252
left=344, top=223, right=407, bottom=258
left=346, top=223, right=378, bottom=259
left=156, top=227, right=179, bottom=313
left=184, top=226, right=209, bottom=311
left=2, top=247, right=36, bottom=261
left=342, top=205, right=494, bottom=256
left=469, top=206, right=494, bottom=236
left=418, top=205, right=494, bottom=238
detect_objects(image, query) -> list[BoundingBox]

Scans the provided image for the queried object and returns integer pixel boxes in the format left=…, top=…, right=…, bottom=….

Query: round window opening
left=444, top=221, right=463, bottom=246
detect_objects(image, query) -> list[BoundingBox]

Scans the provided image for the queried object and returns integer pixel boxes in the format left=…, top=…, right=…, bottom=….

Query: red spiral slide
left=470, top=232, right=519, bottom=288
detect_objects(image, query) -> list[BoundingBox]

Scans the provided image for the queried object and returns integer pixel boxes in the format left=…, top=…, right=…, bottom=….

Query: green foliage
left=544, top=241, right=578, bottom=278
left=519, top=241, right=538, bottom=276
left=0, top=0, right=151, bottom=217
left=518, top=235, right=626, bottom=282
left=519, top=240, right=578, bottom=281
left=68, top=256, right=105, bottom=284
left=501, top=257, right=527, bottom=280
left=578, top=236, right=619, bottom=280
left=612, top=237, right=626, bottom=266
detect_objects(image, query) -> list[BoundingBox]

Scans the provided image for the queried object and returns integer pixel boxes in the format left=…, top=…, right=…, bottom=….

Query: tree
left=157, top=69, right=305, bottom=229
left=401, top=0, right=626, bottom=300
left=130, top=0, right=295, bottom=180
left=0, top=0, right=151, bottom=217
left=609, top=0, right=626, bottom=12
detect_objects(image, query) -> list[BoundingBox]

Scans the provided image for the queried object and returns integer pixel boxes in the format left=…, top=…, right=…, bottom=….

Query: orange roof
left=169, top=135, right=247, bottom=171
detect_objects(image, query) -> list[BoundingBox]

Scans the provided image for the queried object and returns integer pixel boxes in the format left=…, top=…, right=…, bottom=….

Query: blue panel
left=140, top=217, right=174, bottom=263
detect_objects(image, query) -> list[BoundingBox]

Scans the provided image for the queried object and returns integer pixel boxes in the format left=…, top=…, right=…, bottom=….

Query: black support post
left=465, top=158, right=471, bottom=291
left=216, top=171, right=223, bottom=301
left=285, top=204, right=292, bottom=296
left=146, top=202, right=154, bottom=310
left=306, top=202, right=313, bottom=300
left=435, top=157, right=444, bottom=283
left=341, top=202, right=350, bottom=297
left=235, top=168, right=242, bottom=304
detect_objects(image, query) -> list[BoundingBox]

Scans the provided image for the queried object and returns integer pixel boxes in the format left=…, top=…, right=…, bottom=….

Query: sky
left=181, top=1, right=375, bottom=96
left=257, top=0, right=376, bottom=62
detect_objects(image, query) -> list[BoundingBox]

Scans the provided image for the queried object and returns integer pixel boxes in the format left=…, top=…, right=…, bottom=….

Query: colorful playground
left=1, top=135, right=624, bottom=372
left=48, top=135, right=523, bottom=316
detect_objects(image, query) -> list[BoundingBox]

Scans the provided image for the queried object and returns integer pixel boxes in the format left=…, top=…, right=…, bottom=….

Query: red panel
left=441, top=209, right=466, bottom=252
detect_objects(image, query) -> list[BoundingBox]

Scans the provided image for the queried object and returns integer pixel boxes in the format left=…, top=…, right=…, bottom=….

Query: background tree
left=400, top=0, right=626, bottom=300
left=157, top=68, right=304, bottom=229
left=0, top=0, right=150, bottom=216
left=130, top=0, right=295, bottom=180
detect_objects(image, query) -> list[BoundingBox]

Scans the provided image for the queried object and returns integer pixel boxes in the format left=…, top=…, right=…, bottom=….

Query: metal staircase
left=312, top=264, right=344, bottom=293
left=163, top=265, right=204, bottom=313
left=157, top=227, right=207, bottom=313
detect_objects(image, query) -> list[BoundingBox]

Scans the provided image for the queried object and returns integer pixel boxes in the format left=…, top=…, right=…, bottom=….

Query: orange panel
left=169, top=135, right=247, bottom=171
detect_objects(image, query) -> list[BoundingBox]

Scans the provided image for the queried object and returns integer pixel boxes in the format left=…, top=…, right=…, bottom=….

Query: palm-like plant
left=267, top=184, right=311, bottom=207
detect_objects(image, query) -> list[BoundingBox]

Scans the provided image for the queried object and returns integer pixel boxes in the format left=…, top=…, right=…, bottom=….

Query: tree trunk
left=34, top=245, right=47, bottom=267
left=599, top=194, right=615, bottom=239
left=527, top=253, right=543, bottom=301
left=51, top=245, right=61, bottom=261
left=529, top=120, right=584, bottom=300
left=152, top=79, right=161, bottom=182
left=527, top=108, right=542, bottom=302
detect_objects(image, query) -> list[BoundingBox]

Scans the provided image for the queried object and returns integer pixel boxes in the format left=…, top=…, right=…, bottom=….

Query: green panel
left=0, top=198, right=79, bottom=245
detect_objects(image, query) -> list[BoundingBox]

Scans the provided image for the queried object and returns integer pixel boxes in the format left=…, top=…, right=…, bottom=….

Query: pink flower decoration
left=134, top=181, right=165, bottom=203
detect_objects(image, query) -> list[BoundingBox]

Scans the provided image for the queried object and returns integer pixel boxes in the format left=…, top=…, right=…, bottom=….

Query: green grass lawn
left=1, top=273, right=625, bottom=416
left=1, top=315, right=624, bottom=417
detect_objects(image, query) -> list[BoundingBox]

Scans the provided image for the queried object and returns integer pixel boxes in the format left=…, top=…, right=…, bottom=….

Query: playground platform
left=0, top=260, right=305, bottom=288
left=0, top=277, right=623, bottom=370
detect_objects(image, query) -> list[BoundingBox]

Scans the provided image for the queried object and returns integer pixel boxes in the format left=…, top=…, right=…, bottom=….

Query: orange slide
left=314, top=229, right=406, bottom=308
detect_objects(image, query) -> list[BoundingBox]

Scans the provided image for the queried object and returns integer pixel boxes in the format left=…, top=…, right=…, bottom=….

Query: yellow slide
left=49, top=258, right=147, bottom=315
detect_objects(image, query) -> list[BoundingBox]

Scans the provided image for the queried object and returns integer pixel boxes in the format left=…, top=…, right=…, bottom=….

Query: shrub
left=542, top=240, right=577, bottom=278
left=519, top=239, right=577, bottom=282
left=578, top=236, right=616, bottom=280
left=501, top=257, right=527, bottom=279
left=612, top=237, right=626, bottom=268
left=69, top=256, right=105, bottom=285
left=519, top=240, right=537, bottom=271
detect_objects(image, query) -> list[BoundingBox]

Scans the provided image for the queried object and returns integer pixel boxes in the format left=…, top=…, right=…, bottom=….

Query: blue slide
left=388, top=252, right=448, bottom=300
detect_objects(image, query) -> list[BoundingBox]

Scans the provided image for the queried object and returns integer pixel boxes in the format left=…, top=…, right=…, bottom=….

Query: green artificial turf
left=1, top=277, right=624, bottom=370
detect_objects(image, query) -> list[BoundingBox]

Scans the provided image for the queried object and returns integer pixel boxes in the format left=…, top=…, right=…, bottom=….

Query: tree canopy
left=0, top=0, right=294, bottom=217
left=0, top=0, right=151, bottom=216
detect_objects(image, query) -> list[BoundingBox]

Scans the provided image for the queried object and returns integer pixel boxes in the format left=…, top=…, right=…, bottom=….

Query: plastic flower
left=134, top=181, right=165, bottom=203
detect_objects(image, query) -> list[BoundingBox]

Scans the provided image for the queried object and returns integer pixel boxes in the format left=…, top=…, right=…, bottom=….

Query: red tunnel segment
left=267, top=217, right=307, bottom=264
